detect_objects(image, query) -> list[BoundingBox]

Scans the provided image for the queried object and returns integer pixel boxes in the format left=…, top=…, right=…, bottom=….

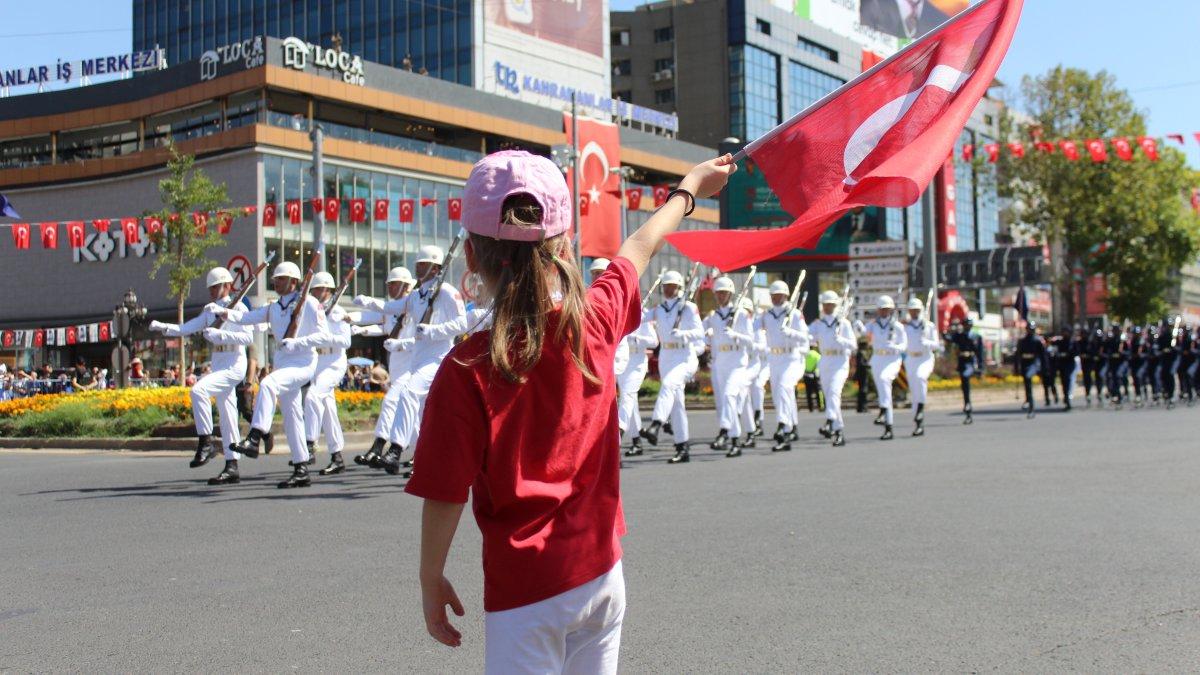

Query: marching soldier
left=1014, top=321, right=1046, bottom=418
left=1156, top=317, right=1181, bottom=408
left=304, top=272, right=353, bottom=476
left=1130, top=326, right=1150, bottom=407
left=1041, top=332, right=1060, bottom=408
left=757, top=280, right=809, bottom=452
left=704, top=277, right=756, bottom=456
left=1181, top=323, right=1198, bottom=406
left=640, top=270, right=704, bottom=464
left=1051, top=327, right=1082, bottom=411
left=745, top=321, right=770, bottom=439
left=1080, top=328, right=1101, bottom=407
left=209, top=261, right=330, bottom=488
left=148, top=266, right=253, bottom=484
left=862, top=295, right=907, bottom=441
left=944, top=317, right=984, bottom=424
left=809, top=290, right=857, bottom=447
left=1101, top=325, right=1127, bottom=408
left=350, top=266, right=416, bottom=467
left=903, top=297, right=941, bottom=436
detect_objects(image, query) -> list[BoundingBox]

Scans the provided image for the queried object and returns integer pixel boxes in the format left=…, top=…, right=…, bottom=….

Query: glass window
left=955, top=129, right=977, bottom=251
left=653, top=26, right=673, bottom=43
left=787, top=60, right=844, bottom=118
left=654, top=57, right=674, bottom=72
left=0, top=134, right=53, bottom=169
left=654, top=88, right=675, bottom=105
left=756, top=19, right=771, bottom=36
left=730, top=46, right=780, bottom=142
left=611, top=30, right=630, bottom=46
left=613, top=59, right=632, bottom=76
left=798, top=36, right=838, bottom=63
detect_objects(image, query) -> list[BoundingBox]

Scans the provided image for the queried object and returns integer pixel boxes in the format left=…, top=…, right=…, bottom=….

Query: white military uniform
left=647, top=297, right=702, bottom=441
left=705, top=302, right=755, bottom=437
left=744, top=318, right=770, bottom=432
left=758, top=304, right=810, bottom=434
left=354, top=300, right=413, bottom=445
left=864, top=315, right=908, bottom=425
left=904, top=314, right=942, bottom=408
left=809, top=312, right=858, bottom=432
left=617, top=315, right=658, bottom=437
left=154, top=296, right=253, bottom=460
left=219, top=290, right=329, bottom=465
left=304, top=304, right=353, bottom=456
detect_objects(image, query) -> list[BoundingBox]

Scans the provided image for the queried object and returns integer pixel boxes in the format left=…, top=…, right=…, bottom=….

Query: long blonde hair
left=466, top=194, right=597, bottom=384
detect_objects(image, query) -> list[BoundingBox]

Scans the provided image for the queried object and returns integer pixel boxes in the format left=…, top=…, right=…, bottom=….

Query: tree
left=147, top=146, right=231, bottom=376
left=998, top=66, right=1200, bottom=325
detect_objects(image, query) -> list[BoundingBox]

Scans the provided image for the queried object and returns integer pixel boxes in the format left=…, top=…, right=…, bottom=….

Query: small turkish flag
left=1192, top=188, right=1200, bottom=214
left=122, top=218, right=140, bottom=244
left=1006, top=141, right=1025, bottom=159
left=578, top=194, right=590, bottom=217
left=1111, top=137, right=1133, bottom=161
left=218, top=211, right=234, bottom=234
left=420, top=197, right=438, bottom=207
left=1059, top=140, right=1080, bottom=161
left=310, top=198, right=323, bottom=215
left=1035, top=141, right=1055, bottom=154
left=193, top=211, right=209, bottom=234
left=92, top=218, right=111, bottom=233
left=961, top=144, right=974, bottom=161
left=373, top=198, right=389, bottom=220
left=1, top=331, right=11, bottom=348
left=626, top=189, right=642, bottom=211
left=653, top=184, right=670, bottom=208
left=286, top=200, right=302, bottom=224
left=145, top=216, right=163, bottom=236
left=1085, top=139, right=1108, bottom=162
left=11, top=222, right=30, bottom=249
left=1167, top=133, right=1185, bottom=145
left=66, top=221, right=86, bottom=248
left=33, top=329, right=45, bottom=347
left=40, top=222, right=58, bottom=249
left=448, top=197, right=462, bottom=221
left=262, top=203, right=277, bottom=227
left=983, top=143, right=1000, bottom=163
left=398, top=199, right=415, bottom=223
left=324, top=196, right=340, bottom=221
left=66, top=325, right=77, bottom=345
left=98, top=321, right=111, bottom=341
left=1136, top=136, right=1158, bottom=161
left=350, top=198, right=366, bottom=223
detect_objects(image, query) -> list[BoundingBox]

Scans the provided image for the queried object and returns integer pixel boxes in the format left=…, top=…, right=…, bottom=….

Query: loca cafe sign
left=281, top=37, right=366, bottom=86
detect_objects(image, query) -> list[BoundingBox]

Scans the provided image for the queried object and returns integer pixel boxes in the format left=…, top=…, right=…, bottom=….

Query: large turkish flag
left=565, top=113, right=622, bottom=259
left=667, top=0, right=1022, bottom=270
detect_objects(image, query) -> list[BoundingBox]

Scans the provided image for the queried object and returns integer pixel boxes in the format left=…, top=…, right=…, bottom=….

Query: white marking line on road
left=0, top=448, right=190, bottom=458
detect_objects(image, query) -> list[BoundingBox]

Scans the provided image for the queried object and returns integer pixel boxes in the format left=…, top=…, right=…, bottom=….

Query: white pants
left=711, top=356, right=750, bottom=436
left=253, top=356, right=317, bottom=464
left=870, top=354, right=904, bottom=424
left=617, top=363, right=648, bottom=436
left=304, top=356, right=347, bottom=454
left=190, top=355, right=246, bottom=460
left=485, top=560, right=625, bottom=675
left=389, top=357, right=440, bottom=449
left=750, top=360, right=769, bottom=413
left=374, top=354, right=411, bottom=440
left=819, top=356, right=850, bottom=431
left=652, top=351, right=697, bottom=442
left=767, top=353, right=803, bottom=431
left=907, top=355, right=935, bottom=406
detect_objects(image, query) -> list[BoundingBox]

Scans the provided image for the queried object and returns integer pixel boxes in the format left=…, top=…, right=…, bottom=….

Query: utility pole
left=310, top=123, right=326, bottom=272
left=570, top=91, right=581, bottom=265
left=921, top=187, right=938, bottom=322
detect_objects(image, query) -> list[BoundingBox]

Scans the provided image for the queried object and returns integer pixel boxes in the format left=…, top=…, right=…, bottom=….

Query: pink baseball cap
left=462, top=150, right=572, bottom=242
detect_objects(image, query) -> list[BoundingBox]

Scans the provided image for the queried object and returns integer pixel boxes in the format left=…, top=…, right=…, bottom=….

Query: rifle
left=1170, top=316, right=1182, bottom=349
left=326, top=258, right=362, bottom=314
left=641, top=271, right=664, bottom=309
left=211, top=250, right=275, bottom=330
left=283, top=250, right=322, bottom=340
left=419, top=228, right=466, bottom=325
left=725, top=265, right=758, bottom=328
left=785, top=269, right=807, bottom=321
left=672, top=263, right=705, bottom=330
left=837, top=283, right=854, bottom=321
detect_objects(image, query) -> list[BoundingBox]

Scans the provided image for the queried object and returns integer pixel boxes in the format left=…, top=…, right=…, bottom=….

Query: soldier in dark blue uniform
left=1156, top=317, right=1182, bottom=409
left=1014, top=322, right=1046, bottom=418
left=1130, top=326, right=1150, bottom=407
left=1181, top=324, right=1198, bottom=406
left=1146, top=324, right=1162, bottom=405
left=1080, top=328, right=1100, bottom=407
left=1092, top=329, right=1110, bottom=408
left=1051, top=328, right=1081, bottom=410
left=944, top=318, right=984, bottom=424
left=1041, top=331, right=1060, bottom=408
left=1101, top=325, right=1128, bottom=408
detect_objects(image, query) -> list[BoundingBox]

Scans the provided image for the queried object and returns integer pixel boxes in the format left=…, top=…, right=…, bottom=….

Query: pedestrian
left=70, top=357, right=96, bottom=392
left=639, top=270, right=704, bottom=464
left=757, top=280, right=809, bottom=452
left=809, top=290, right=857, bottom=447
left=407, top=149, right=734, bottom=672
left=902, top=297, right=941, bottom=436
left=802, top=348, right=822, bottom=412
left=303, top=271, right=353, bottom=476
left=1014, top=322, right=1046, bottom=418
left=350, top=266, right=415, bottom=466
left=704, top=276, right=756, bottom=456
left=863, top=295, right=907, bottom=441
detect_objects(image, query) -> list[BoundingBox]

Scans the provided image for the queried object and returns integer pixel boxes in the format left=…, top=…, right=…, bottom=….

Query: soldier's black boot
left=231, top=428, right=263, bottom=459
left=738, top=432, right=756, bottom=449
left=306, top=441, right=317, bottom=465
left=773, top=423, right=787, bottom=443
left=624, top=437, right=645, bottom=457
left=262, top=431, right=274, bottom=455
left=873, top=410, right=886, bottom=426
left=190, top=435, right=218, bottom=468
left=912, top=418, right=925, bottom=437
left=319, top=451, right=345, bottom=475
left=667, top=443, right=690, bottom=464
left=963, top=402, right=973, bottom=425
left=752, top=411, right=764, bottom=437
left=771, top=436, right=792, bottom=452
left=381, top=443, right=406, bottom=475
left=278, top=463, right=310, bottom=489
left=818, top=420, right=832, bottom=438
left=207, top=460, right=239, bottom=485
left=662, top=421, right=674, bottom=437
left=880, top=424, right=894, bottom=441
left=639, top=421, right=662, bottom=447
left=355, top=437, right=387, bottom=466
left=831, top=429, right=846, bottom=447
left=710, top=429, right=730, bottom=451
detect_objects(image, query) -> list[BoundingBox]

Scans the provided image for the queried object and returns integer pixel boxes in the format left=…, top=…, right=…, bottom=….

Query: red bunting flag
left=349, top=198, right=367, bottom=223
left=310, top=198, right=323, bottom=216
left=961, top=144, right=974, bottom=161
left=66, top=325, right=77, bottom=345
left=286, top=200, right=302, bottom=224
left=652, top=184, right=670, bottom=207
left=1, top=330, right=12, bottom=348
left=1194, top=133, right=1200, bottom=146
left=242, top=205, right=256, bottom=216
left=626, top=188, right=642, bottom=211
left=1192, top=188, right=1200, bottom=214
left=193, top=211, right=208, bottom=234
left=1085, top=139, right=1108, bottom=162
left=1111, top=137, right=1133, bottom=161
left=98, top=321, right=111, bottom=341
left=1167, top=133, right=1185, bottom=145
left=1059, top=140, right=1080, bottom=161
left=92, top=218, right=111, bottom=233
left=1006, top=141, right=1025, bottom=158
left=262, top=203, right=277, bottom=227
left=40, top=222, right=59, bottom=249
left=11, top=222, right=30, bottom=249
left=1033, top=141, right=1055, bottom=154
left=983, top=143, right=1000, bottom=163
left=420, top=197, right=438, bottom=207
left=373, top=198, right=389, bottom=220
left=122, top=218, right=140, bottom=244
left=1137, top=136, right=1159, bottom=161
left=398, top=199, right=414, bottom=223
left=218, top=211, right=234, bottom=234
left=66, top=221, right=86, bottom=248
left=324, top=196, right=340, bottom=221
left=145, top=216, right=163, bottom=236
left=33, top=329, right=44, bottom=347
left=578, top=194, right=590, bottom=217
left=448, top=197, right=462, bottom=221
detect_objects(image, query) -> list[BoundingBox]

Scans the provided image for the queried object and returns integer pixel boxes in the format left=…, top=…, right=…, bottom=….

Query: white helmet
left=907, top=297, right=924, bottom=310
left=206, top=266, right=233, bottom=287
left=272, top=261, right=302, bottom=280
left=662, top=270, right=684, bottom=287
left=311, top=271, right=336, bottom=290
left=415, top=245, right=444, bottom=266
left=769, top=280, right=789, bottom=296
left=819, top=290, right=840, bottom=304
left=387, top=266, right=415, bottom=286
left=877, top=295, right=895, bottom=309
left=713, top=276, right=736, bottom=294
left=589, top=258, right=611, bottom=273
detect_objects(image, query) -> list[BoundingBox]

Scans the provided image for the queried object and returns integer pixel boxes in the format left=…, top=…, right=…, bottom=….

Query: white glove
left=205, top=303, right=228, bottom=317
left=415, top=324, right=431, bottom=340
left=350, top=325, right=366, bottom=336
left=202, top=327, right=222, bottom=343
left=281, top=337, right=305, bottom=352
left=352, top=295, right=372, bottom=307
left=383, top=338, right=415, bottom=353
left=149, top=320, right=167, bottom=332
left=670, top=328, right=683, bottom=338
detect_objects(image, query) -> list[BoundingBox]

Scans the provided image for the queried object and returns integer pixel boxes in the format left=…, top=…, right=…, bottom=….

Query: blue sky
left=4, top=1, right=1198, bottom=163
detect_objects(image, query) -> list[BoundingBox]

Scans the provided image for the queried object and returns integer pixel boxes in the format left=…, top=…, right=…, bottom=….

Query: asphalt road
left=2, top=401, right=1199, bottom=673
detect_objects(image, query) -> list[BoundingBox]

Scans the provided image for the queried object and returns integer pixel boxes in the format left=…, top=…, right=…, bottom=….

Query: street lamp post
left=111, top=288, right=147, bottom=389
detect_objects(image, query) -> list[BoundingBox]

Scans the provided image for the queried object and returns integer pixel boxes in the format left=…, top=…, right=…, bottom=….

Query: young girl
left=406, top=149, right=734, bottom=673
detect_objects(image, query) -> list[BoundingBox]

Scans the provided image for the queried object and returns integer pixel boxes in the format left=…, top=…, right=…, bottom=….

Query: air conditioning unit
left=651, top=71, right=665, bottom=83
left=658, top=67, right=674, bottom=80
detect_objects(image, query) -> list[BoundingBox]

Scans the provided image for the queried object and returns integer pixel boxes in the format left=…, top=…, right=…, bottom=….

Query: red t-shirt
left=406, top=256, right=641, bottom=612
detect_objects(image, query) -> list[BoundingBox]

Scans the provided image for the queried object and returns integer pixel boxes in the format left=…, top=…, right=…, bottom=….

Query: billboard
left=484, top=0, right=605, bottom=58
left=794, top=0, right=974, bottom=58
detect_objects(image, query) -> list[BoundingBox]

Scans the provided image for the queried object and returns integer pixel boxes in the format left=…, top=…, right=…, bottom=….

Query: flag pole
left=730, top=0, right=996, bottom=164
left=571, top=91, right=582, bottom=266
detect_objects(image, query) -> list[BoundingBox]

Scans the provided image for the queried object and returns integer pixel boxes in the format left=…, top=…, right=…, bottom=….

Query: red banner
left=286, top=200, right=302, bottom=225
left=652, top=185, right=669, bottom=207
left=935, top=157, right=957, bottom=252
left=373, top=198, right=389, bottom=220
left=626, top=189, right=642, bottom=211
left=40, top=222, right=58, bottom=249
left=398, top=199, right=414, bottom=223
left=565, top=112, right=622, bottom=259
left=262, top=203, right=277, bottom=227
left=11, top=222, right=30, bottom=249
left=349, top=198, right=367, bottom=223
left=448, top=197, right=462, bottom=221
left=66, top=221, right=86, bottom=248
left=324, top=196, right=340, bottom=221
left=92, top=218, right=111, bottom=233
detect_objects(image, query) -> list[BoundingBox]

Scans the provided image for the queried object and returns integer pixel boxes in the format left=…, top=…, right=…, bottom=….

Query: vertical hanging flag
left=419, top=197, right=439, bottom=208
left=1013, top=286, right=1029, bottom=323
left=309, top=198, right=323, bottom=216
left=66, top=221, right=86, bottom=248
left=1085, top=139, right=1108, bottom=162
left=349, top=198, right=367, bottom=223
left=1034, top=141, right=1055, bottom=154
left=398, top=199, right=414, bottom=223
left=1006, top=141, right=1025, bottom=158
left=1, top=330, right=12, bottom=348
left=578, top=194, right=590, bottom=217
left=1111, top=137, right=1133, bottom=161
left=448, top=197, right=462, bottom=221
left=45, top=328, right=57, bottom=346
left=652, top=184, right=670, bottom=207
left=961, top=144, right=974, bottom=161
left=1059, top=140, right=1080, bottom=161
left=373, top=198, right=389, bottom=221
left=193, top=211, right=209, bottom=234
left=11, top=222, right=30, bottom=249
left=33, top=329, right=45, bottom=347
left=122, top=218, right=140, bottom=244
left=262, top=203, right=277, bottom=227
left=1194, top=132, right=1200, bottom=146
left=40, top=222, right=58, bottom=249
left=98, top=321, right=111, bottom=341
left=626, top=188, right=642, bottom=211
left=324, top=196, right=340, bottom=221
left=565, top=112, right=622, bottom=259
left=145, top=216, right=163, bottom=236
left=66, top=325, right=78, bottom=345
left=1137, top=136, right=1159, bottom=161
left=983, top=143, right=1000, bottom=163
left=286, top=200, right=302, bottom=224
left=92, top=218, right=111, bottom=233
left=1191, top=188, right=1200, bottom=214
left=218, top=211, right=234, bottom=234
